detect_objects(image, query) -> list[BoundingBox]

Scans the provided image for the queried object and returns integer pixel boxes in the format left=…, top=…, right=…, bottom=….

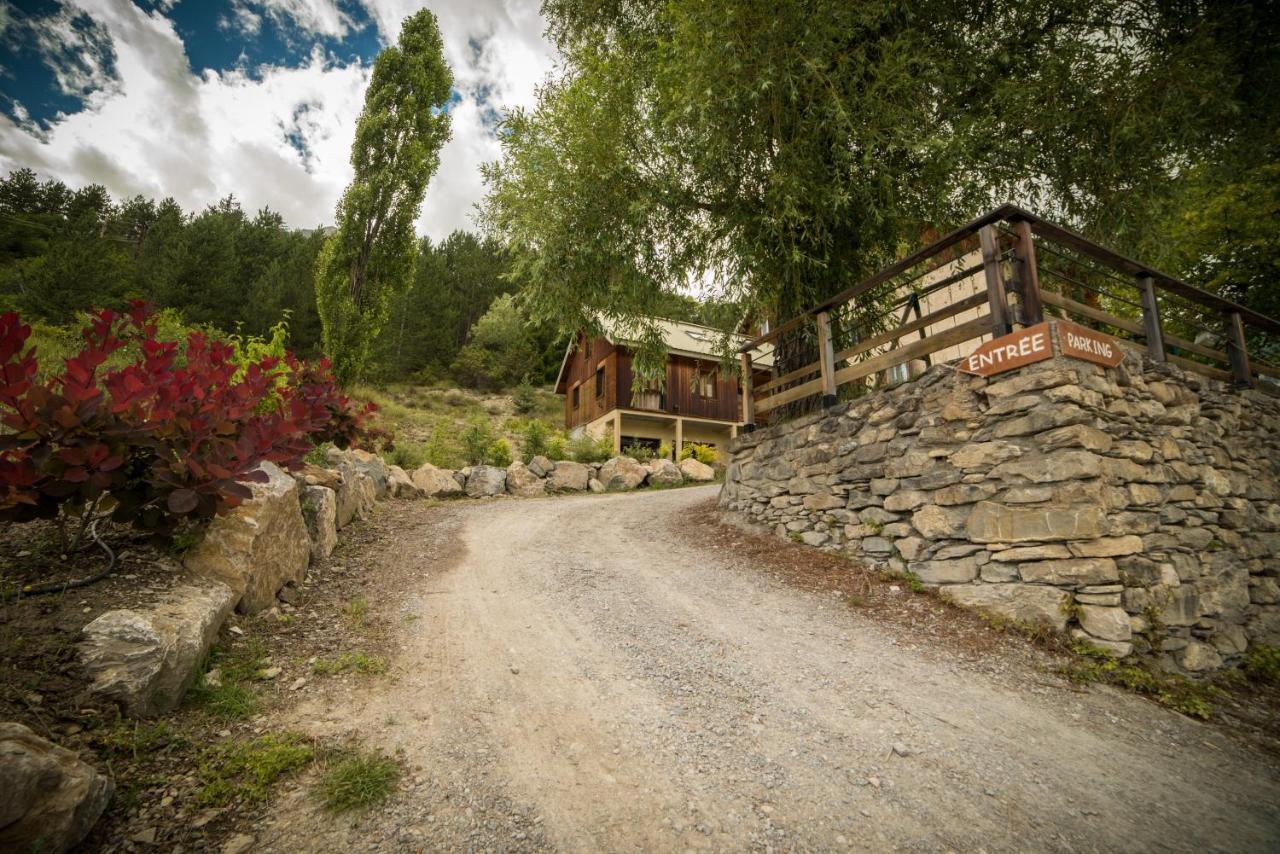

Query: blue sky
left=0, top=0, right=554, bottom=238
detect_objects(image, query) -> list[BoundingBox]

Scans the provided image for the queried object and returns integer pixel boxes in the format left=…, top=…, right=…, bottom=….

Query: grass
left=343, top=597, right=370, bottom=627
left=196, top=733, right=316, bottom=806
left=312, top=651, right=390, bottom=676
left=317, top=749, right=401, bottom=812
left=1061, top=641, right=1218, bottom=720
left=186, top=636, right=269, bottom=722
left=1245, top=644, right=1280, bottom=684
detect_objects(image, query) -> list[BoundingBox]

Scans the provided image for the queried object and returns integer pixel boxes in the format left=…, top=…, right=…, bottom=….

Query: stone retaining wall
left=720, top=321, right=1280, bottom=673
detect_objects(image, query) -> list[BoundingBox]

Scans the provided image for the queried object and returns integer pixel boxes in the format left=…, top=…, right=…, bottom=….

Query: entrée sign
left=957, top=322, right=1052, bottom=377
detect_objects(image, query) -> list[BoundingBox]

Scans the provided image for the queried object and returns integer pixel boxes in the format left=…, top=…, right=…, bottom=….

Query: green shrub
left=520, top=419, right=550, bottom=462
left=545, top=431, right=570, bottom=460
left=513, top=375, right=538, bottom=414
left=197, top=733, right=314, bottom=806
left=622, top=441, right=656, bottom=462
left=1245, top=644, right=1280, bottom=684
left=384, top=442, right=427, bottom=471
left=486, top=437, right=513, bottom=468
left=656, top=441, right=673, bottom=460
left=679, top=442, right=719, bottom=466
left=318, top=750, right=401, bottom=812
left=460, top=416, right=498, bottom=466
left=568, top=432, right=613, bottom=463
left=423, top=419, right=464, bottom=469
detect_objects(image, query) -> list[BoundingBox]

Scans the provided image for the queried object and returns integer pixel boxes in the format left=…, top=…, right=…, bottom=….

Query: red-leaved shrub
left=0, top=303, right=385, bottom=534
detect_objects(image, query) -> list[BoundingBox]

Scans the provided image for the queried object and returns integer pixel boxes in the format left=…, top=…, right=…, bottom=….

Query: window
left=595, top=367, right=605, bottom=397
left=571, top=385, right=579, bottom=408
left=693, top=366, right=716, bottom=399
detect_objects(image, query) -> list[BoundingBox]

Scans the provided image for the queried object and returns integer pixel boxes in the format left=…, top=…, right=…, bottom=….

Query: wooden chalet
left=554, top=318, right=775, bottom=459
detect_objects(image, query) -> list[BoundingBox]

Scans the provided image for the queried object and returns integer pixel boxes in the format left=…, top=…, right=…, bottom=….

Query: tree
left=450, top=294, right=537, bottom=390
left=484, top=0, right=1272, bottom=380
left=315, top=9, right=453, bottom=385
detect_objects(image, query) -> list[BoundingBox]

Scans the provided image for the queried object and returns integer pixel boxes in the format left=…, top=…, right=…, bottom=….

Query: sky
left=0, top=0, right=557, bottom=240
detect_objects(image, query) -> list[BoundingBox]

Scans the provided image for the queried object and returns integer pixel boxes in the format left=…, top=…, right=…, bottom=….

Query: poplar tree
left=316, top=9, right=452, bottom=385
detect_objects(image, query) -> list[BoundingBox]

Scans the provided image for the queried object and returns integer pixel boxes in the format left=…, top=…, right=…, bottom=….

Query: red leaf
left=166, top=488, right=199, bottom=514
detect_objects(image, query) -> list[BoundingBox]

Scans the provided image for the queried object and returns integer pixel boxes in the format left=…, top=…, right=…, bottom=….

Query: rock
left=466, top=465, right=508, bottom=497
left=184, top=462, right=311, bottom=614
left=647, top=458, right=684, bottom=487
left=1179, top=640, right=1223, bottom=672
left=1036, top=424, right=1113, bottom=453
left=678, top=458, right=716, bottom=482
left=411, top=463, right=464, bottom=498
left=966, top=501, right=1107, bottom=543
left=330, top=460, right=360, bottom=528
left=1069, top=629, right=1133, bottom=658
left=549, top=461, right=592, bottom=491
left=910, top=504, right=969, bottom=539
left=1018, top=558, right=1119, bottom=586
left=299, top=484, right=337, bottom=562
left=80, top=574, right=236, bottom=716
left=891, top=742, right=910, bottom=757
left=989, top=450, right=1102, bottom=483
left=223, top=833, right=256, bottom=854
left=599, top=457, right=647, bottom=491
left=527, top=455, right=555, bottom=478
left=588, top=478, right=605, bottom=493
left=943, top=583, right=1073, bottom=631
left=296, top=463, right=341, bottom=490
left=948, top=441, right=1023, bottom=470
left=328, top=447, right=389, bottom=499
left=989, top=544, right=1071, bottom=562
left=1077, top=604, right=1133, bottom=642
left=505, top=461, right=546, bottom=497
left=800, top=531, right=829, bottom=547
left=0, top=722, right=113, bottom=854
left=909, top=557, right=978, bottom=584
left=1068, top=536, right=1144, bottom=558
left=387, top=465, right=420, bottom=498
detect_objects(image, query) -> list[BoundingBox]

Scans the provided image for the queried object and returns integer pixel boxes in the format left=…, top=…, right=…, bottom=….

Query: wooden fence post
left=1011, top=219, right=1043, bottom=326
left=1225, top=311, right=1253, bottom=388
left=1137, top=274, right=1166, bottom=362
left=979, top=225, right=1012, bottom=338
left=815, top=311, right=838, bottom=406
left=740, top=353, right=756, bottom=431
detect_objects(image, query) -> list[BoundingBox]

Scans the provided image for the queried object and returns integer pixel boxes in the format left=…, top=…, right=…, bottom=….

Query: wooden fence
left=737, top=204, right=1280, bottom=428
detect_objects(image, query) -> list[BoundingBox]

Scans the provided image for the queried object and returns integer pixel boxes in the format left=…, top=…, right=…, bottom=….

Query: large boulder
left=942, top=583, right=1072, bottom=631
left=466, top=465, right=508, bottom=497
left=331, top=459, right=374, bottom=528
left=646, top=458, right=683, bottom=487
left=80, top=574, right=236, bottom=716
left=599, top=457, right=647, bottom=491
left=184, top=461, right=311, bottom=614
left=328, top=447, right=389, bottom=499
left=527, top=455, right=555, bottom=478
left=0, top=722, right=113, bottom=853
left=412, top=463, right=463, bottom=498
left=299, top=484, right=337, bottom=561
left=678, top=457, right=716, bottom=482
left=387, top=465, right=420, bottom=499
left=506, top=461, right=546, bottom=497
left=548, top=461, right=591, bottom=492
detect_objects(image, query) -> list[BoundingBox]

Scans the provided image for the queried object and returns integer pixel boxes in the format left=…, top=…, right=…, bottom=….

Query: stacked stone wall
left=721, top=322, right=1280, bottom=673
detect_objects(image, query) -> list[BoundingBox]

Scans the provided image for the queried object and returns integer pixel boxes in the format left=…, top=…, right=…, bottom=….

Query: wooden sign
left=957, top=322, right=1052, bottom=377
left=1058, top=320, right=1124, bottom=368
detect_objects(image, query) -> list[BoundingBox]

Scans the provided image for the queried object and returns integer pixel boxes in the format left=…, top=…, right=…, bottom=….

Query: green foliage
left=312, top=651, right=390, bottom=676
left=316, top=10, right=453, bottom=385
left=186, top=637, right=268, bottom=722
left=343, top=597, right=370, bottom=626
left=545, top=430, right=569, bottom=461
left=384, top=442, right=428, bottom=472
left=622, top=441, right=655, bottom=462
left=460, top=416, right=498, bottom=466
left=567, top=432, right=613, bottom=464
left=197, top=734, right=315, bottom=806
left=656, top=441, right=672, bottom=461
left=1062, top=642, right=1217, bottom=720
left=678, top=443, right=719, bottom=466
left=450, top=294, right=537, bottom=390
left=485, top=0, right=1279, bottom=377
left=518, top=419, right=551, bottom=462
left=318, top=750, right=401, bottom=812
left=423, top=419, right=465, bottom=469
left=512, top=374, right=538, bottom=414
left=1245, top=644, right=1280, bottom=685
left=486, top=437, right=513, bottom=468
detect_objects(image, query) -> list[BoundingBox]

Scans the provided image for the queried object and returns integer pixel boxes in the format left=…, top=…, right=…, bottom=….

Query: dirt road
left=264, top=486, right=1280, bottom=852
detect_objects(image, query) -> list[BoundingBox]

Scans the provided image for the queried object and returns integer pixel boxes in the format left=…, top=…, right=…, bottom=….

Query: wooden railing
left=737, top=204, right=1280, bottom=428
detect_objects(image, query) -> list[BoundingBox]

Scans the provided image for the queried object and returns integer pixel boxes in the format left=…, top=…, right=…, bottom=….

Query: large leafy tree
left=484, top=0, right=1274, bottom=378
left=315, top=9, right=453, bottom=385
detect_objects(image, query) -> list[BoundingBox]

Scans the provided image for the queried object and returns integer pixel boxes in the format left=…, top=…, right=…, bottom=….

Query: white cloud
left=0, top=0, right=557, bottom=240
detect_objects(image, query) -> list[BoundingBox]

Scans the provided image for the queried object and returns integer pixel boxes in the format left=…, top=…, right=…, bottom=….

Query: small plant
left=187, top=637, right=269, bottom=722
left=656, top=441, right=673, bottom=460
left=384, top=442, right=428, bottom=471
left=519, top=419, right=551, bottom=462
left=343, top=597, right=369, bottom=626
left=567, top=432, right=613, bottom=463
left=901, top=571, right=925, bottom=594
left=460, top=416, right=498, bottom=466
left=1245, top=644, right=1280, bottom=685
left=317, top=749, right=401, bottom=812
left=788, top=531, right=804, bottom=543
left=485, top=437, right=513, bottom=468
left=678, top=442, right=719, bottom=466
left=1061, top=641, right=1217, bottom=719
left=312, top=651, right=390, bottom=676
left=512, top=375, right=538, bottom=414
left=622, top=441, right=656, bottom=462
left=423, top=419, right=463, bottom=469
left=196, top=733, right=315, bottom=806
left=545, top=430, right=569, bottom=460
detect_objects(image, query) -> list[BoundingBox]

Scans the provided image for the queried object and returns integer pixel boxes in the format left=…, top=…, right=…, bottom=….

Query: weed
left=312, top=651, right=390, bottom=676
left=901, top=571, right=925, bottom=594
left=343, top=597, right=369, bottom=627
left=1061, top=641, right=1217, bottom=719
left=96, top=719, right=184, bottom=762
left=788, top=532, right=804, bottom=544
left=384, top=441, right=428, bottom=472
left=317, top=750, right=401, bottom=812
left=186, top=637, right=268, bottom=721
left=1245, top=644, right=1280, bottom=685
left=975, top=609, right=1054, bottom=644
left=196, top=733, right=315, bottom=806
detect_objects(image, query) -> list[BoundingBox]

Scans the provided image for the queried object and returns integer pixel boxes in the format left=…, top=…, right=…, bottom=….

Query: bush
left=679, top=442, right=719, bottom=466
left=545, top=431, right=569, bottom=461
left=519, top=419, right=550, bottom=462
left=0, top=304, right=385, bottom=540
left=512, top=375, right=538, bottom=414
left=567, top=432, right=613, bottom=464
left=423, top=420, right=463, bottom=469
left=657, top=441, right=672, bottom=460
left=486, top=437, right=513, bottom=468
left=1246, top=644, right=1280, bottom=684
left=622, top=442, right=656, bottom=462
left=383, top=442, right=427, bottom=471
left=459, top=416, right=497, bottom=466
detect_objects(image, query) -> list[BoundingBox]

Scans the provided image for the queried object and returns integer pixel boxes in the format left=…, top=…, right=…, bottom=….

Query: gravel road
left=262, top=485, right=1280, bottom=852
